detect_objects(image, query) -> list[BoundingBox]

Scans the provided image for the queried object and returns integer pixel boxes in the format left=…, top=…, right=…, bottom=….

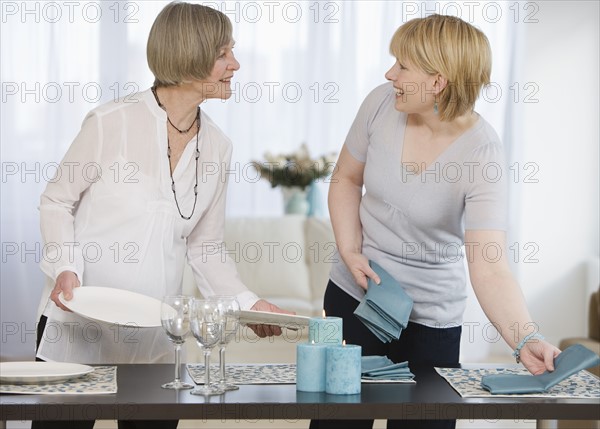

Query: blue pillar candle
left=296, top=342, right=328, bottom=392
left=326, top=343, right=362, bottom=395
left=308, top=315, right=343, bottom=345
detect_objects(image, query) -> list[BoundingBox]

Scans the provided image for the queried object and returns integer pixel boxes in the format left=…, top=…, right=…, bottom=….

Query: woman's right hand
left=341, top=251, right=380, bottom=290
left=50, top=271, right=80, bottom=311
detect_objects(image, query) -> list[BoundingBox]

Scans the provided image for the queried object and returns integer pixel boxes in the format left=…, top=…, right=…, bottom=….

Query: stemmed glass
left=160, top=295, right=194, bottom=389
left=211, top=296, right=241, bottom=391
left=189, top=299, right=224, bottom=396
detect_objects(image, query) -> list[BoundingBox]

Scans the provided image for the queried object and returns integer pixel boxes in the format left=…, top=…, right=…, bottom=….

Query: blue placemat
left=436, top=367, right=600, bottom=398
left=0, top=366, right=117, bottom=395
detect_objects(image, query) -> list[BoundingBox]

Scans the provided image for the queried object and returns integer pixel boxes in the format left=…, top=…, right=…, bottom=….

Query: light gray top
left=329, top=82, right=508, bottom=327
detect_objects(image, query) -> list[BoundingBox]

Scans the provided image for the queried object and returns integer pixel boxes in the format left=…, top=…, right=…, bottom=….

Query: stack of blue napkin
left=361, top=355, right=414, bottom=381
left=353, top=261, right=413, bottom=343
left=481, top=344, right=600, bottom=394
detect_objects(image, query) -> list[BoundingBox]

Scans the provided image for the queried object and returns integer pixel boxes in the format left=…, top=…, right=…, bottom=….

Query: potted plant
left=252, top=144, right=337, bottom=215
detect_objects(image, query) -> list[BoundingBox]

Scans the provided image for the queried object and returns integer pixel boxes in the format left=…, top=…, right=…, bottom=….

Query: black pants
left=310, top=281, right=462, bottom=429
left=32, top=316, right=178, bottom=429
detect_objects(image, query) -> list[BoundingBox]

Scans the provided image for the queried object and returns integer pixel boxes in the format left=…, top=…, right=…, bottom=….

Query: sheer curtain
left=1, top=1, right=520, bottom=360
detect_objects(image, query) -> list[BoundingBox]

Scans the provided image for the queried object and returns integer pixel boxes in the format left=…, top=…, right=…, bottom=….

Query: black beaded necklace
left=151, top=86, right=200, bottom=220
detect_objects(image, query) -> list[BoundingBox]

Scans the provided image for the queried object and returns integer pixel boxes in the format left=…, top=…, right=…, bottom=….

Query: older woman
left=34, top=3, right=287, bottom=428
left=314, top=14, right=560, bottom=429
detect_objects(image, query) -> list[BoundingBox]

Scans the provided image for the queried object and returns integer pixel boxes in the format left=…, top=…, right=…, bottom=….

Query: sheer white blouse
left=36, top=89, right=259, bottom=363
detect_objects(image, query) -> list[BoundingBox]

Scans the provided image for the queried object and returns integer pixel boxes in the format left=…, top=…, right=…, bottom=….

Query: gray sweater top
left=329, top=82, right=508, bottom=327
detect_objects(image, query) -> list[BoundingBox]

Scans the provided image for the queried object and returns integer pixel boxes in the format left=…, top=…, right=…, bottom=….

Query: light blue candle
left=326, top=343, right=362, bottom=395
left=296, top=342, right=328, bottom=392
left=308, top=315, right=343, bottom=345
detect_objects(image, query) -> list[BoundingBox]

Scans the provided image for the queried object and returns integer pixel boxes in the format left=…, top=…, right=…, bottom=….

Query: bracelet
left=512, top=332, right=544, bottom=363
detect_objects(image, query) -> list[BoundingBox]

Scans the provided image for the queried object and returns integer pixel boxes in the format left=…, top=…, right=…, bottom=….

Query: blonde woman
left=35, top=3, right=288, bottom=428
left=315, top=14, right=560, bottom=429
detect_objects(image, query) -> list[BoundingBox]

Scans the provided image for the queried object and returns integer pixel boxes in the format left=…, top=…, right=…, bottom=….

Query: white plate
left=239, top=310, right=310, bottom=328
left=59, top=286, right=162, bottom=327
left=0, top=362, right=94, bottom=384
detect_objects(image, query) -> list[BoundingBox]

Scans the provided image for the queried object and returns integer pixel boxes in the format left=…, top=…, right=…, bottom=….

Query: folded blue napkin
left=361, top=355, right=414, bottom=381
left=481, top=344, right=600, bottom=394
left=353, top=261, right=413, bottom=343
left=361, top=355, right=394, bottom=372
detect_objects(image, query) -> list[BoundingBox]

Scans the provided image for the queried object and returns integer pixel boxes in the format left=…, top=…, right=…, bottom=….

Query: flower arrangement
left=252, top=144, right=337, bottom=190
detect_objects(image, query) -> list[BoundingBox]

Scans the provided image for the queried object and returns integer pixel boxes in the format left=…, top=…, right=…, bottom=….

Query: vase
left=281, top=186, right=309, bottom=215
left=306, top=182, right=326, bottom=217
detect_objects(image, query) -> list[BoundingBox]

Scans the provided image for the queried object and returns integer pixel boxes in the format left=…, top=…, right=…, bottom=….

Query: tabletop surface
left=1, top=363, right=599, bottom=421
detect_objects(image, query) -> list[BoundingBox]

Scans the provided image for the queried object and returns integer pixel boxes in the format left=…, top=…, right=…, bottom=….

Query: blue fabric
left=361, top=356, right=414, bottom=380
left=481, top=344, right=600, bottom=394
left=354, top=300, right=402, bottom=342
left=353, top=261, right=413, bottom=343
left=361, top=355, right=394, bottom=371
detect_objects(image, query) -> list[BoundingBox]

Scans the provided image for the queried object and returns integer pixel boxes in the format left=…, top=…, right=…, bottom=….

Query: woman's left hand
left=519, top=339, right=561, bottom=375
left=247, top=299, right=295, bottom=338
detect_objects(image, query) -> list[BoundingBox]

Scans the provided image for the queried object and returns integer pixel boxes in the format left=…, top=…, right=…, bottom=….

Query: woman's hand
left=247, top=299, right=295, bottom=338
left=341, top=251, right=380, bottom=290
left=519, top=339, right=561, bottom=375
left=50, top=271, right=80, bottom=311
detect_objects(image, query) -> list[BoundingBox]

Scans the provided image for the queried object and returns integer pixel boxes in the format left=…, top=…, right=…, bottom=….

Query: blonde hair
left=147, top=2, right=232, bottom=87
left=390, top=14, right=491, bottom=121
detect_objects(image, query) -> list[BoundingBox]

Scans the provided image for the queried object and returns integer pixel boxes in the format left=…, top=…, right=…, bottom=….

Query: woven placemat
left=187, top=363, right=296, bottom=384
left=435, top=367, right=600, bottom=398
left=186, top=363, right=414, bottom=385
left=0, top=366, right=117, bottom=395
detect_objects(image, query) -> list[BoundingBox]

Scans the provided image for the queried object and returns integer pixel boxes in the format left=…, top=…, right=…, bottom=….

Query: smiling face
left=196, top=40, right=240, bottom=100
left=387, top=15, right=492, bottom=121
left=385, top=59, right=439, bottom=115
left=147, top=3, right=236, bottom=90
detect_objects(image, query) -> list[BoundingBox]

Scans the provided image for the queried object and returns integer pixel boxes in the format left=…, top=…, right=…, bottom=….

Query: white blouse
left=37, top=89, right=259, bottom=363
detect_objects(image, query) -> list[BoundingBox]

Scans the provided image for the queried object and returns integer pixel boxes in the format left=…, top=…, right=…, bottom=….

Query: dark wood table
left=1, top=364, right=599, bottom=426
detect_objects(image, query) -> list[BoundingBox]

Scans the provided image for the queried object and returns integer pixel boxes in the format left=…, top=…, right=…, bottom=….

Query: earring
left=433, top=100, right=439, bottom=115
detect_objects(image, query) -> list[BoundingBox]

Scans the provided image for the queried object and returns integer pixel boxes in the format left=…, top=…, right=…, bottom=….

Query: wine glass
left=210, top=296, right=241, bottom=391
left=160, top=295, right=194, bottom=389
left=190, top=298, right=224, bottom=396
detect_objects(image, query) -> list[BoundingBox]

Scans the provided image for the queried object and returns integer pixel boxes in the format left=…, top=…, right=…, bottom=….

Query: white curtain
left=1, top=1, right=520, bottom=360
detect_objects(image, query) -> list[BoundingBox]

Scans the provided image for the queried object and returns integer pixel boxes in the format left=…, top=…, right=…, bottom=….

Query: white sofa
left=182, top=215, right=336, bottom=363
